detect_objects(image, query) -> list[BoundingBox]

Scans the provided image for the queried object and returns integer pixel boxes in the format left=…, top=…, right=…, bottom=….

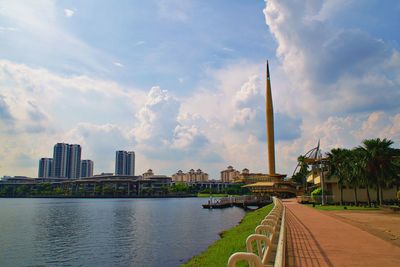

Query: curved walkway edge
left=284, top=199, right=400, bottom=267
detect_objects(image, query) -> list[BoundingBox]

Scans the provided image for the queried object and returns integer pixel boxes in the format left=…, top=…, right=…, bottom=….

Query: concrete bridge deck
left=284, top=198, right=400, bottom=267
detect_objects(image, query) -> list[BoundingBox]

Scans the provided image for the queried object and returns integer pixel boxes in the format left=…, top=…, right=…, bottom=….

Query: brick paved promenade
left=284, top=199, right=400, bottom=267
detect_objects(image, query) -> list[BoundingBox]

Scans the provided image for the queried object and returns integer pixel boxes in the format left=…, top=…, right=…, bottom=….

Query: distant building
left=52, top=143, right=69, bottom=178
left=220, top=166, right=240, bottom=182
left=115, top=150, right=135, bottom=176
left=52, top=143, right=81, bottom=179
left=172, top=169, right=209, bottom=182
left=93, top=172, right=114, bottom=177
left=126, top=151, right=135, bottom=176
left=68, top=144, right=82, bottom=178
left=142, top=169, right=154, bottom=178
left=172, top=170, right=185, bottom=182
left=80, top=160, right=94, bottom=178
left=38, top=158, right=53, bottom=178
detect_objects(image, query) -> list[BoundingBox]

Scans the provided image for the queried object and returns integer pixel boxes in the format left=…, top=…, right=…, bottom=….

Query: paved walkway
left=283, top=199, right=400, bottom=267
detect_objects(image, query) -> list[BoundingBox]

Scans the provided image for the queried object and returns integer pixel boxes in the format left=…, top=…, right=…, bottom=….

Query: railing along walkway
left=228, top=197, right=286, bottom=267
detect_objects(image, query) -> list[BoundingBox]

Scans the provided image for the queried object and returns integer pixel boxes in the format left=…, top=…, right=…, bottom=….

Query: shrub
left=311, top=187, right=322, bottom=197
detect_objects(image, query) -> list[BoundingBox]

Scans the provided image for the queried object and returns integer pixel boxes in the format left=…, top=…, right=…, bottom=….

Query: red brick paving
left=283, top=199, right=400, bottom=267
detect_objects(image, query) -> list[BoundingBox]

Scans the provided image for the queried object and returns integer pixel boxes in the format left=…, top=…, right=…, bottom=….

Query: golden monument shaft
left=266, top=61, right=276, bottom=175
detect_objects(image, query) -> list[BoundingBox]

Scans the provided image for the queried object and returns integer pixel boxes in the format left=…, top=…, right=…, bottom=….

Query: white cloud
left=157, top=0, right=192, bottom=22
left=222, top=47, right=235, bottom=52
left=261, top=0, right=400, bottom=174
left=113, top=62, right=124, bottom=67
left=64, top=123, right=132, bottom=173
left=355, top=112, right=400, bottom=141
left=132, top=86, right=209, bottom=154
left=0, top=1, right=115, bottom=75
left=0, top=26, right=18, bottom=32
left=0, top=60, right=146, bottom=177
left=1, top=56, right=398, bottom=179
left=2, top=0, right=400, bottom=179
left=264, top=0, right=400, bottom=117
left=134, top=41, right=146, bottom=46
left=171, top=125, right=207, bottom=150
left=133, top=87, right=179, bottom=144
left=64, top=8, right=74, bottom=18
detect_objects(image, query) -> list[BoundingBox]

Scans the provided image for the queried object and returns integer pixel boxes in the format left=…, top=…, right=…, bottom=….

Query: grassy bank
left=182, top=203, right=273, bottom=267
left=307, top=204, right=379, bottom=211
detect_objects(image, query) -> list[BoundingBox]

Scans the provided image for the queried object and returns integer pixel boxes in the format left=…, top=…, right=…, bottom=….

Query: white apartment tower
left=38, top=158, right=53, bottom=178
left=115, top=150, right=135, bottom=176
left=68, top=144, right=82, bottom=179
left=80, top=160, right=94, bottom=178
left=52, top=143, right=81, bottom=178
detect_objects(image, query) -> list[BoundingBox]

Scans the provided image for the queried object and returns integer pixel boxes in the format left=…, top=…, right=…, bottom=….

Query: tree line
left=0, top=182, right=249, bottom=197
left=293, top=138, right=400, bottom=206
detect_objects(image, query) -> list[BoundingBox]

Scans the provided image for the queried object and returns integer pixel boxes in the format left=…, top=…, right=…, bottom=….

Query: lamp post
left=320, top=161, right=325, bottom=205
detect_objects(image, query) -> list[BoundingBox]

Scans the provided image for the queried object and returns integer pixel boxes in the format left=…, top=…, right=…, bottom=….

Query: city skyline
left=35, top=141, right=240, bottom=180
left=0, top=0, right=399, bottom=179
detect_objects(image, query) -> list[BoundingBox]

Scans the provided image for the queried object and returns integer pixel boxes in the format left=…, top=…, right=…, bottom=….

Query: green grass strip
left=306, top=204, right=379, bottom=211
left=182, top=203, right=273, bottom=267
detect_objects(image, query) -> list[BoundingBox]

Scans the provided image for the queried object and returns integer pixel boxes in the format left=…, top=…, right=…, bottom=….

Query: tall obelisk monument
left=266, top=61, right=276, bottom=175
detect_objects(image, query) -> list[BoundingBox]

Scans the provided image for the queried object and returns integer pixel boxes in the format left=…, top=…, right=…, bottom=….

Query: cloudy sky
left=0, top=0, right=399, bottom=179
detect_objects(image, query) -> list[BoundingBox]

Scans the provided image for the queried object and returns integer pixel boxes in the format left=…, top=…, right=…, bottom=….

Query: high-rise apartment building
left=52, top=143, right=81, bottom=178
left=80, top=160, right=94, bottom=178
left=67, top=144, right=81, bottom=178
left=38, top=158, right=53, bottom=178
left=52, top=143, right=69, bottom=178
left=115, top=150, right=126, bottom=175
left=126, top=151, right=135, bottom=176
left=115, top=150, right=135, bottom=176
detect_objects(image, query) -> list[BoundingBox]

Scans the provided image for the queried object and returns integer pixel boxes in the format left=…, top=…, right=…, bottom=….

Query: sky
left=0, top=0, right=399, bottom=179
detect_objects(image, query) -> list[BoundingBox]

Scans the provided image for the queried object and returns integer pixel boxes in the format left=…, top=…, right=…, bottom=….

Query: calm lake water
left=0, top=198, right=245, bottom=267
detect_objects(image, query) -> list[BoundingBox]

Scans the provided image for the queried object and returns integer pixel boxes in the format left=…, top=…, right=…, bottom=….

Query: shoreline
left=182, top=203, right=273, bottom=266
left=0, top=194, right=197, bottom=199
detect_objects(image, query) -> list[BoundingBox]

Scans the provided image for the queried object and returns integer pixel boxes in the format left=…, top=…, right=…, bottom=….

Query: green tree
left=37, top=182, right=52, bottom=195
left=352, top=147, right=372, bottom=206
left=327, top=148, right=350, bottom=205
left=170, top=182, right=190, bottom=193
left=0, top=185, right=14, bottom=196
left=15, top=185, right=30, bottom=196
left=361, top=138, right=399, bottom=205
left=53, top=187, right=64, bottom=195
left=292, top=155, right=309, bottom=190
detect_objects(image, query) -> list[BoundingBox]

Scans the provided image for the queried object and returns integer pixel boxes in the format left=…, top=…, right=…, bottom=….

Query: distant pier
left=202, top=195, right=272, bottom=209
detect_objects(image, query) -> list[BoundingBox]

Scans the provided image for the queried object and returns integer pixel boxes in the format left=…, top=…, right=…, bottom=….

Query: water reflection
left=33, top=201, right=90, bottom=265
left=0, top=198, right=245, bottom=267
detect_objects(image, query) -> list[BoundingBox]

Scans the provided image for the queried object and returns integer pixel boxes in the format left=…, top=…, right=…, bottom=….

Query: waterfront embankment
left=182, top=203, right=273, bottom=266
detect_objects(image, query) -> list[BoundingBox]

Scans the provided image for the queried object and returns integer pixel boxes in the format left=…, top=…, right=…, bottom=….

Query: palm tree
left=361, top=138, right=398, bottom=205
left=327, top=148, right=349, bottom=205
left=294, top=155, right=309, bottom=190
left=350, top=148, right=369, bottom=206
left=352, top=147, right=372, bottom=206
